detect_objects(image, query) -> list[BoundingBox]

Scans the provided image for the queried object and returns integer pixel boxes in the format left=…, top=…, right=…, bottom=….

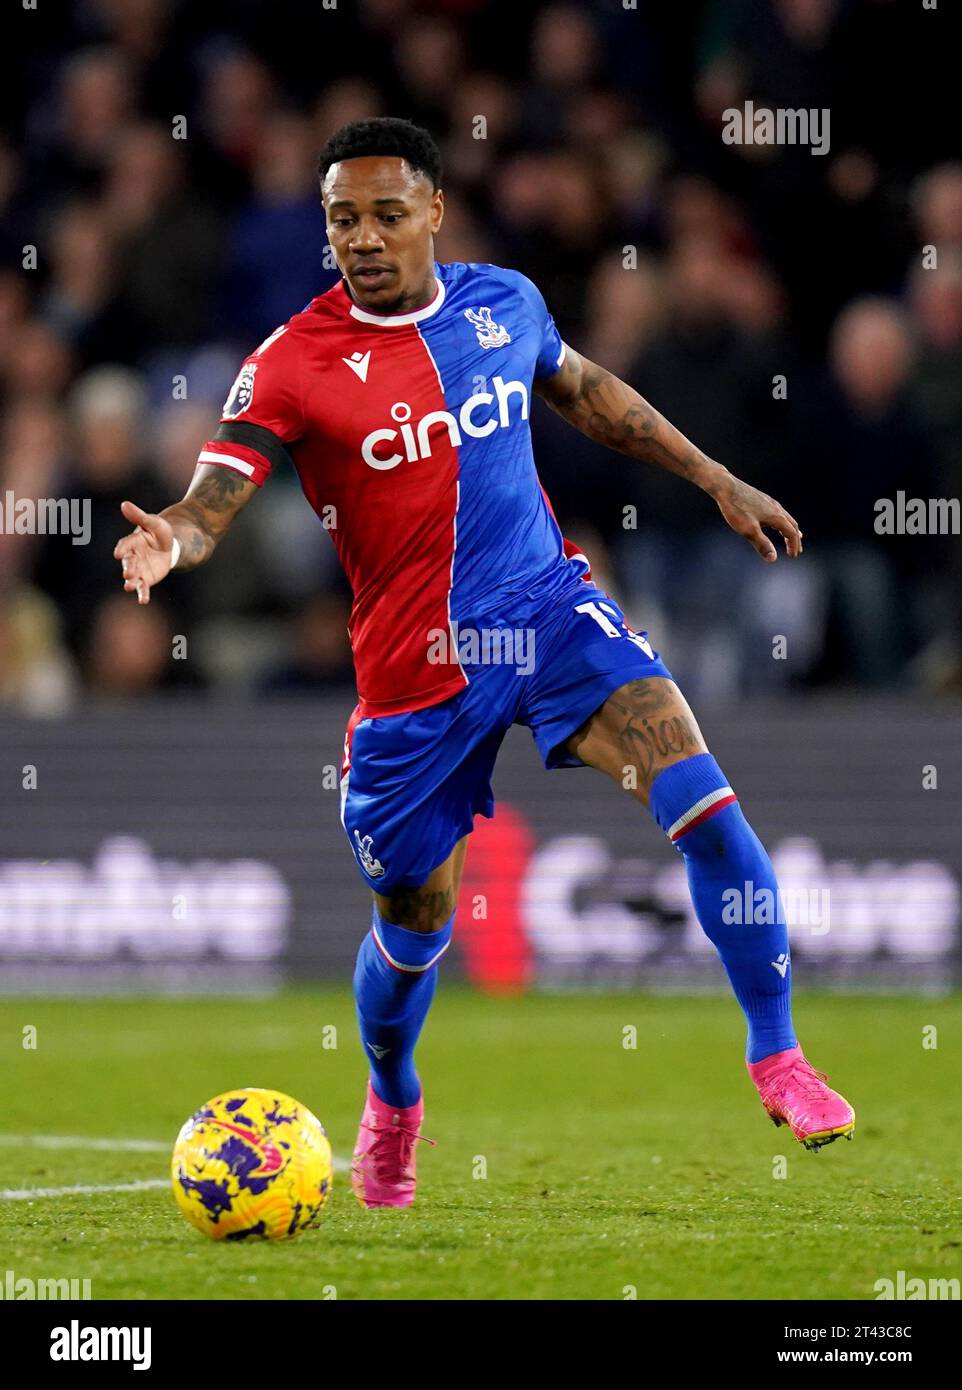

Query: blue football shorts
left=340, top=576, right=673, bottom=892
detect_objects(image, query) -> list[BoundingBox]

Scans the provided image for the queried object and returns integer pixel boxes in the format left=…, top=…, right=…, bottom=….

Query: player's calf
left=648, top=749, right=856, bottom=1146
left=646, top=749, right=798, bottom=1064
left=570, top=680, right=855, bottom=1145
left=352, top=832, right=467, bottom=1207
left=570, top=682, right=796, bottom=1059
left=351, top=904, right=451, bottom=1207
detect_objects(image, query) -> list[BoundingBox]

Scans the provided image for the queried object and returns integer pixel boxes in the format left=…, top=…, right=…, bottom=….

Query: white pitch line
left=3, top=1167, right=348, bottom=1201
left=0, top=1133, right=349, bottom=1201
left=0, top=1128, right=351, bottom=1206
left=1, top=1179, right=170, bottom=1201
left=0, top=1134, right=169, bottom=1152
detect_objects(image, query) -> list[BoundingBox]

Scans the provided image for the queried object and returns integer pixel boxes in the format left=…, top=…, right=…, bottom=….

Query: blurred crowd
left=1, top=0, right=960, bottom=713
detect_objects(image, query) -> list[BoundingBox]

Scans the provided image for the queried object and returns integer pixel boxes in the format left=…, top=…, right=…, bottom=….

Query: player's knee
left=373, top=886, right=458, bottom=934
left=578, top=677, right=708, bottom=800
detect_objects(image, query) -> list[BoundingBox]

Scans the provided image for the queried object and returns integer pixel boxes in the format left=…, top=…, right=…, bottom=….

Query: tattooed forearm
left=535, top=347, right=728, bottom=495
left=159, top=466, right=257, bottom=570
left=159, top=504, right=216, bottom=567
left=536, top=345, right=803, bottom=559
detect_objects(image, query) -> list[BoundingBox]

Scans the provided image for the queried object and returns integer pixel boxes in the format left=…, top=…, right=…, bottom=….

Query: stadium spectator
left=35, top=366, right=169, bottom=657
left=788, top=298, right=936, bottom=687
left=0, top=578, right=78, bottom=716
left=3, top=0, right=955, bottom=704
left=101, top=125, right=223, bottom=349
left=260, top=593, right=356, bottom=695
left=222, top=114, right=330, bottom=343
left=83, top=590, right=201, bottom=695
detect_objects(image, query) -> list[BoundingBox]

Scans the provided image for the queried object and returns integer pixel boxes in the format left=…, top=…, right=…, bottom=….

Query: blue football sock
left=353, top=907, right=454, bottom=1109
left=648, top=753, right=797, bottom=1064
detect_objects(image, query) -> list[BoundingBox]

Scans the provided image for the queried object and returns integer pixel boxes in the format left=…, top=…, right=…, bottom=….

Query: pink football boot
left=352, top=1082, right=434, bottom=1208
left=747, top=1044, right=855, bottom=1151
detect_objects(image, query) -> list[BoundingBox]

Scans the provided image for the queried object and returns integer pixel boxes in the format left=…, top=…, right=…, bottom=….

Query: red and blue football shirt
left=198, top=260, right=590, bottom=717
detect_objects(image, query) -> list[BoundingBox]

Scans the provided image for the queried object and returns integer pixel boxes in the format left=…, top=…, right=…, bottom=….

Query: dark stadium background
left=2, top=0, right=960, bottom=992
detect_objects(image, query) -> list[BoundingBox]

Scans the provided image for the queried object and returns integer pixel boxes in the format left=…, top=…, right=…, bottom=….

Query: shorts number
left=575, top=600, right=653, bottom=658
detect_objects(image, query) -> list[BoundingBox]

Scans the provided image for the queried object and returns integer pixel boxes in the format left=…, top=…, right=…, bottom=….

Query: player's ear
left=430, top=187, right=444, bottom=234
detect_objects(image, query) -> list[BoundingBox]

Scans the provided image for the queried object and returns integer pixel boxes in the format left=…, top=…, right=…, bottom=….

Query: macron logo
left=343, top=350, right=371, bottom=383
left=771, top=953, right=790, bottom=978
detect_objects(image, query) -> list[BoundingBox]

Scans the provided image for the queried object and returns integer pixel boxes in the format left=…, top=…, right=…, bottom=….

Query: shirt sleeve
left=196, top=325, right=303, bottom=487
left=522, top=276, right=566, bottom=380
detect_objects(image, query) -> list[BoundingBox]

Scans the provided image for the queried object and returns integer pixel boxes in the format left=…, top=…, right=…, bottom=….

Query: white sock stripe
left=372, top=922, right=451, bottom=973
left=667, top=785, right=736, bottom=840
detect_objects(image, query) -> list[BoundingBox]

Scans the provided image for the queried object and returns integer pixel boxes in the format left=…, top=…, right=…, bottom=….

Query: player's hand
left=711, top=473, right=803, bottom=562
left=114, top=501, right=175, bottom=604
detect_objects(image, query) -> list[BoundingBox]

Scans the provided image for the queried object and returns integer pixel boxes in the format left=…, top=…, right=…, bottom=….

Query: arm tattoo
left=189, top=469, right=251, bottom=513
left=160, top=468, right=255, bottom=570
left=537, top=348, right=721, bottom=491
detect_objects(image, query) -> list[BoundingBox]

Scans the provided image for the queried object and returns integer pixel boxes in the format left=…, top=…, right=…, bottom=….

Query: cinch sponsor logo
left=50, top=1320, right=151, bottom=1370
left=1, top=1269, right=91, bottom=1300
left=361, top=376, right=529, bottom=470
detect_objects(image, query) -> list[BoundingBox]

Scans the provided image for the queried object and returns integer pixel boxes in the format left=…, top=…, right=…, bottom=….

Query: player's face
left=323, top=156, right=443, bottom=314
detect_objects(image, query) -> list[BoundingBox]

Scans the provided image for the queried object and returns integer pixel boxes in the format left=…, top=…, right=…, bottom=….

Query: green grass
left=1, top=991, right=960, bottom=1300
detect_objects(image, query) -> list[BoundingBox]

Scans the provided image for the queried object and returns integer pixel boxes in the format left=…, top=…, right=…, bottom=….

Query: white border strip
left=416, top=328, right=468, bottom=694
left=349, top=277, right=445, bottom=326
left=372, top=922, right=451, bottom=973
left=198, top=450, right=255, bottom=475
left=667, top=785, right=735, bottom=841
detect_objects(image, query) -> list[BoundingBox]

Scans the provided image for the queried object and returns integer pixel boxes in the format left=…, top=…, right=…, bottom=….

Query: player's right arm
left=114, top=465, right=257, bottom=605
left=114, top=322, right=304, bottom=604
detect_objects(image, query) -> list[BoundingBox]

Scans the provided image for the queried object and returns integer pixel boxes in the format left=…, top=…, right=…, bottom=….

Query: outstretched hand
left=711, top=473, right=803, bottom=562
left=113, top=501, right=175, bottom=604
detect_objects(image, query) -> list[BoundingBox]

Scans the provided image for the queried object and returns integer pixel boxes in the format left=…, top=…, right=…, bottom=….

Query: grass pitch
left=1, top=990, right=960, bottom=1301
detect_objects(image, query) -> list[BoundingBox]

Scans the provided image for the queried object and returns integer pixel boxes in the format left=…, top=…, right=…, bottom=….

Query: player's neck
left=345, top=267, right=439, bottom=317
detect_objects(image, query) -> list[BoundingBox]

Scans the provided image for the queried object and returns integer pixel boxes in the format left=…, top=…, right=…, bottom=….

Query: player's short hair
left=317, top=117, right=442, bottom=191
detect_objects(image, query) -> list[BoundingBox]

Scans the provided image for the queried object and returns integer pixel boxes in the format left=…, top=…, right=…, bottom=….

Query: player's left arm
left=534, top=344, right=801, bottom=561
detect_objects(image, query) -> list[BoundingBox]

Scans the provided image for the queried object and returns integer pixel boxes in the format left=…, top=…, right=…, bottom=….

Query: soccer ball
left=171, top=1088, right=333, bottom=1240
